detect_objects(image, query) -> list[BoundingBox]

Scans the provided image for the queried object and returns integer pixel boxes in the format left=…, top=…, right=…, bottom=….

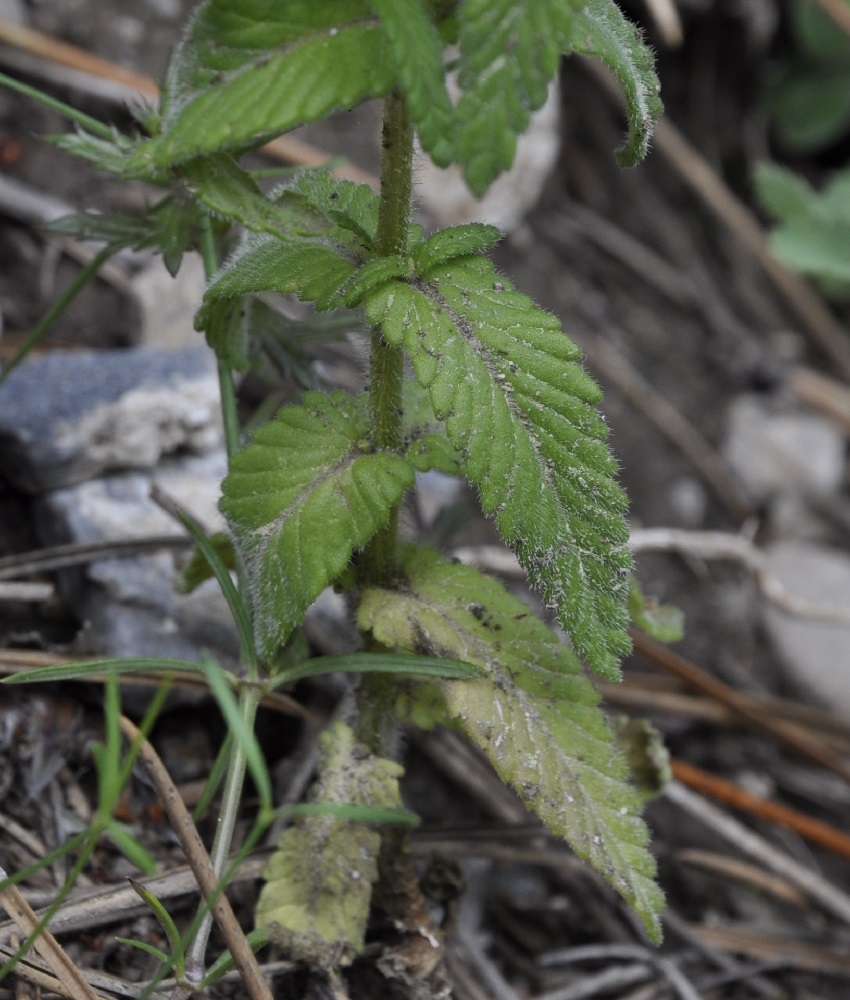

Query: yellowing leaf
left=256, top=722, right=403, bottom=965
left=358, top=546, right=664, bottom=941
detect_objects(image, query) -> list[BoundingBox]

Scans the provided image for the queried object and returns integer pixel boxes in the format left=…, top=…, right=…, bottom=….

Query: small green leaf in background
left=628, top=580, right=684, bottom=644
left=754, top=163, right=850, bottom=299
left=364, top=254, right=632, bottom=679
left=176, top=532, right=236, bottom=595
left=763, top=0, right=850, bottom=152
left=256, top=721, right=404, bottom=967
left=359, top=545, right=664, bottom=942
left=220, top=391, right=415, bottom=659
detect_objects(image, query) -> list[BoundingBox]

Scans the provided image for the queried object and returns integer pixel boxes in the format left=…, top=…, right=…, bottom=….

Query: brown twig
left=812, top=0, right=850, bottom=38
left=0, top=869, right=100, bottom=1000
left=631, top=629, right=850, bottom=787
left=585, top=340, right=755, bottom=522
left=118, top=716, right=274, bottom=1000
left=0, top=18, right=378, bottom=188
left=665, top=781, right=850, bottom=926
left=670, top=759, right=850, bottom=862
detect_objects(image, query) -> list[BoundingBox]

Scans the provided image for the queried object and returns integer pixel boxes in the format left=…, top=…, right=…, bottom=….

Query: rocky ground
left=1, top=1, right=850, bottom=998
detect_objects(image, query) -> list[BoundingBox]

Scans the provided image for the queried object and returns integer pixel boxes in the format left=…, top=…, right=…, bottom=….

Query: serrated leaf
left=127, top=1, right=394, bottom=173
left=256, top=721, right=403, bottom=966
left=364, top=255, right=632, bottom=678
left=452, top=0, right=572, bottom=195
left=339, top=254, right=414, bottom=308
left=51, top=126, right=135, bottom=174
left=367, top=0, right=454, bottom=162
left=220, top=391, right=415, bottom=659
left=196, top=175, right=383, bottom=337
left=570, top=0, right=663, bottom=166
left=358, top=546, right=663, bottom=941
left=199, top=232, right=358, bottom=320
left=180, top=154, right=329, bottom=239
left=412, top=223, right=502, bottom=273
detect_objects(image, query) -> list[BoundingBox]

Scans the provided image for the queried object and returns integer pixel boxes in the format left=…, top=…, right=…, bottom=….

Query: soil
left=2, top=1, right=850, bottom=999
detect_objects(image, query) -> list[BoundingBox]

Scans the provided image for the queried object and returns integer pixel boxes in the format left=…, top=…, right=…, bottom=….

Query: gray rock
left=33, top=467, right=237, bottom=668
left=722, top=395, right=845, bottom=506
left=0, top=346, right=221, bottom=493
left=762, top=541, right=850, bottom=715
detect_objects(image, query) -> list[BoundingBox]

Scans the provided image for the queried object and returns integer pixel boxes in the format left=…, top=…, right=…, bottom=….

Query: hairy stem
left=355, top=91, right=414, bottom=758
left=359, top=89, right=413, bottom=588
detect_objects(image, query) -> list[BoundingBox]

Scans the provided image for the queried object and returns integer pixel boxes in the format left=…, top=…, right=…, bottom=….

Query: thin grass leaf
left=178, top=511, right=257, bottom=671
left=0, top=71, right=114, bottom=139
left=201, top=654, right=272, bottom=812
left=128, top=878, right=184, bottom=969
left=114, top=938, right=171, bottom=965
left=0, top=247, right=113, bottom=386
left=104, top=821, right=158, bottom=876
left=2, top=657, right=204, bottom=685
left=271, top=651, right=484, bottom=688
left=200, top=927, right=271, bottom=987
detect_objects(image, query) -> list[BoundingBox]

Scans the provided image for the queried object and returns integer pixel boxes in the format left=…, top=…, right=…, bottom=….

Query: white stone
left=415, top=80, right=561, bottom=233
left=132, top=253, right=207, bottom=350
left=762, top=541, right=850, bottom=714
left=722, top=395, right=846, bottom=504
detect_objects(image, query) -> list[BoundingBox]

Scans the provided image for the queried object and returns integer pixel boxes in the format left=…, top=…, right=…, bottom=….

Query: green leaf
left=127, top=0, right=394, bottom=173
left=771, top=215, right=850, bottom=289
left=220, top=391, right=415, bottom=659
left=196, top=175, right=383, bottom=335
left=256, top=721, right=404, bottom=966
left=339, top=254, right=414, bottom=308
left=367, top=0, right=454, bottom=162
left=179, top=154, right=330, bottom=240
left=412, top=223, right=502, bottom=273
left=201, top=654, right=273, bottom=811
left=178, top=511, right=257, bottom=671
left=285, top=173, right=381, bottom=254
left=176, top=532, right=236, bottom=594
left=127, top=878, right=184, bottom=968
left=628, top=579, right=684, bottom=644
left=765, top=68, right=850, bottom=152
left=199, top=232, right=358, bottom=317
left=2, top=657, right=204, bottom=685
left=271, top=651, right=484, bottom=688
left=358, top=546, right=663, bottom=942
left=451, top=0, right=572, bottom=195
left=200, top=928, right=271, bottom=987
left=570, top=0, right=663, bottom=167
left=753, top=162, right=818, bottom=223
left=364, top=256, right=632, bottom=679
left=793, top=0, right=850, bottom=66
left=104, top=820, right=159, bottom=876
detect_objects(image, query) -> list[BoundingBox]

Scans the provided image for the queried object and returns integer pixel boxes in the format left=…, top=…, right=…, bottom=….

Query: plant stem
left=356, top=91, right=414, bottom=758
left=360, top=89, right=413, bottom=588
